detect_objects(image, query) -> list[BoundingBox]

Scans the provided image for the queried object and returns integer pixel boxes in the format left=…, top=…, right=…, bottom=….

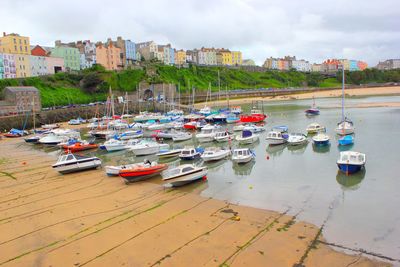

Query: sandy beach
left=194, top=86, right=400, bottom=108
left=0, top=137, right=391, bottom=267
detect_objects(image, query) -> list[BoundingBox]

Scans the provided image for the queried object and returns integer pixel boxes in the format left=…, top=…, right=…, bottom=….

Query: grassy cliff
left=0, top=64, right=398, bottom=108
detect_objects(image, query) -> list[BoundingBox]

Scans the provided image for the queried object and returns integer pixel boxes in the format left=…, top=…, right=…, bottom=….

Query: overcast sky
left=1, top=0, right=399, bottom=66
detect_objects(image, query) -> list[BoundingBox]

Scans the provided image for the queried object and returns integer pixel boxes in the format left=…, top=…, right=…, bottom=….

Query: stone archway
left=143, top=89, right=154, bottom=100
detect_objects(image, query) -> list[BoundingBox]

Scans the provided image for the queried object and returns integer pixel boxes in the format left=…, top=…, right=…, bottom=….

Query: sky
left=1, top=0, right=399, bottom=66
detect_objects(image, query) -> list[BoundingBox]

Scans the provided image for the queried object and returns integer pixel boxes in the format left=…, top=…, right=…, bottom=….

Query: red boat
left=183, top=121, right=197, bottom=130
left=63, top=142, right=98, bottom=153
left=119, top=162, right=168, bottom=183
left=240, top=109, right=267, bottom=123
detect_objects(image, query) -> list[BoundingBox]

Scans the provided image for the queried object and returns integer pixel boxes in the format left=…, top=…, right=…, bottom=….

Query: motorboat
left=153, top=130, right=175, bottom=139
left=179, top=146, right=204, bottom=160
left=199, top=106, right=212, bottom=116
left=156, top=148, right=183, bottom=158
left=201, top=147, right=231, bottom=162
left=239, top=109, right=267, bottom=123
left=183, top=121, right=197, bottom=130
left=166, top=109, right=184, bottom=116
left=335, top=118, right=355, bottom=135
left=4, top=128, right=29, bottom=138
left=338, top=135, right=354, bottom=146
left=233, top=123, right=246, bottom=132
left=226, top=113, right=240, bottom=124
left=24, top=135, right=41, bottom=143
left=118, top=130, right=143, bottom=140
left=62, top=141, right=98, bottom=153
left=119, top=161, right=168, bottom=183
left=162, top=164, right=208, bottom=187
left=52, top=152, right=101, bottom=174
left=231, top=106, right=242, bottom=115
left=172, top=132, right=193, bottom=142
left=243, top=124, right=265, bottom=133
left=39, top=133, right=69, bottom=145
left=128, top=122, right=144, bottom=130
left=213, top=113, right=227, bottom=123
left=337, top=151, right=366, bottom=174
left=232, top=148, right=255, bottom=164
left=92, top=130, right=116, bottom=139
left=147, top=122, right=173, bottom=131
left=272, top=125, right=288, bottom=133
left=68, top=117, right=86, bottom=125
left=105, top=163, right=137, bottom=176
left=195, top=124, right=221, bottom=143
left=214, top=131, right=231, bottom=142
left=287, top=133, right=308, bottom=146
left=103, top=139, right=129, bottom=152
left=42, top=124, right=60, bottom=130
left=306, top=123, right=326, bottom=134
left=129, top=141, right=169, bottom=156
left=312, top=133, right=330, bottom=146
left=236, top=130, right=259, bottom=144
left=266, top=131, right=288, bottom=145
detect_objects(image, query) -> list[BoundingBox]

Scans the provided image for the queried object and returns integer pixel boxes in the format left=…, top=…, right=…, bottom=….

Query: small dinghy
left=4, top=128, right=29, bottom=138
left=52, top=152, right=101, bottom=174
left=306, top=123, right=326, bottom=134
left=172, top=132, right=192, bottom=142
left=179, top=147, right=204, bottom=160
left=272, top=125, right=288, bottom=133
left=232, top=148, right=255, bottom=164
left=24, top=135, right=41, bottom=143
left=287, top=133, right=308, bottom=146
left=156, top=148, right=183, bottom=158
left=338, top=135, right=354, bottom=146
left=119, top=161, right=168, bottom=183
left=214, top=131, right=231, bottom=142
left=243, top=124, right=265, bottom=133
left=266, top=131, right=288, bottom=145
left=312, top=133, right=330, bottom=146
left=63, top=141, right=98, bottom=153
left=129, top=141, right=169, bottom=156
left=337, top=151, right=366, bottom=174
left=236, top=130, right=259, bottom=145
left=201, top=147, right=231, bottom=162
left=162, top=164, right=208, bottom=187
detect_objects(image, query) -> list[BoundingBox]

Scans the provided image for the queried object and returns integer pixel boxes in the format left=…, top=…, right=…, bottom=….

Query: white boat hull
left=54, top=159, right=102, bottom=174
left=164, top=169, right=208, bottom=187
left=201, top=151, right=230, bottom=162
left=232, top=156, right=253, bottom=164
left=266, top=138, right=287, bottom=145
left=236, top=135, right=259, bottom=144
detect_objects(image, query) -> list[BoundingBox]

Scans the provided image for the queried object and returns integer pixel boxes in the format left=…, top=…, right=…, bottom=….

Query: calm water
left=35, top=95, right=400, bottom=261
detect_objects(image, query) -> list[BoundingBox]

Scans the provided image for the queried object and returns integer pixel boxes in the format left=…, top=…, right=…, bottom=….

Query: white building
left=291, top=60, right=311, bottom=72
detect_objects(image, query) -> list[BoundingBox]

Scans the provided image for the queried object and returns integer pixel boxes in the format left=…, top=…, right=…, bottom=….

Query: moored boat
left=337, top=151, right=366, bottom=174
left=179, top=146, right=203, bottom=160
left=243, top=124, right=265, bottom=133
left=306, top=123, right=326, bottom=134
left=201, top=147, right=231, bottom=162
left=312, top=133, right=330, bottom=146
left=214, top=131, right=231, bottom=142
left=156, top=148, right=183, bottom=158
left=172, top=132, right=193, bottom=142
left=63, top=141, right=98, bottom=152
left=129, top=141, right=169, bottom=156
left=232, top=148, right=255, bottom=164
left=335, top=118, right=355, bottom=135
left=162, top=164, right=208, bottom=187
left=119, top=161, right=168, bottom=183
left=236, top=130, right=259, bottom=144
left=239, top=109, right=267, bottom=123
left=52, top=152, right=101, bottom=174
left=287, top=133, right=308, bottom=146
left=338, top=135, right=354, bottom=146
left=266, top=131, right=288, bottom=145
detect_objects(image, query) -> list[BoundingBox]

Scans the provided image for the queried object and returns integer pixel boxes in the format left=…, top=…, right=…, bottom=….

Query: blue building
left=125, top=40, right=136, bottom=63
left=0, top=54, right=4, bottom=79
left=349, top=60, right=359, bottom=71
left=169, top=47, right=175, bottom=65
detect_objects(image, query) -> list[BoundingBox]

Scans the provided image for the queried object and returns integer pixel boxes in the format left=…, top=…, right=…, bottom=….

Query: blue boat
left=338, top=135, right=354, bottom=146
left=179, top=147, right=204, bottom=160
left=337, top=151, right=366, bottom=174
left=226, top=113, right=240, bottom=124
left=312, top=133, right=330, bottom=146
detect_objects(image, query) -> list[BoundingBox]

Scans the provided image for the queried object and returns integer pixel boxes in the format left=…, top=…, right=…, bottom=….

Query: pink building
left=46, top=56, right=65, bottom=74
left=2, top=53, right=17, bottom=78
left=96, top=41, right=122, bottom=70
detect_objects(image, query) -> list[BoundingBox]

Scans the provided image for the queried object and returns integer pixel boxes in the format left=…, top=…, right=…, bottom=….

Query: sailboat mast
left=137, top=84, right=140, bottom=113
left=218, top=70, right=221, bottom=103
left=178, top=82, right=181, bottom=110
left=226, top=85, right=230, bottom=109
left=125, top=92, right=129, bottom=115
left=341, top=65, right=345, bottom=121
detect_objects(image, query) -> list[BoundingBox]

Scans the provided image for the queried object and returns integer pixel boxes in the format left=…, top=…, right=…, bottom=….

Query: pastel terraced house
left=96, top=41, right=122, bottom=71
left=0, top=32, right=30, bottom=55
left=216, top=49, right=232, bottom=65
left=231, top=51, right=242, bottom=65
left=174, top=49, right=186, bottom=65
left=51, top=40, right=80, bottom=71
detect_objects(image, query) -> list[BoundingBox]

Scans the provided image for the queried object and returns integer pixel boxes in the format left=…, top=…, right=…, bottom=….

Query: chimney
left=3, top=32, right=6, bottom=37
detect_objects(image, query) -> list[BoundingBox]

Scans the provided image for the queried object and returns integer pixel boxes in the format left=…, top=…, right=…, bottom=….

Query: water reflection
left=337, top=143, right=354, bottom=152
left=266, top=144, right=286, bottom=157
left=336, top=169, right=366, bottom=191
left=232, top=160, right=255, bottom=176
left=312, top=143, right=331, bottom=153
left=205, top=159, right=228, bottom=171
left=287, top=143, right=308, bottom=155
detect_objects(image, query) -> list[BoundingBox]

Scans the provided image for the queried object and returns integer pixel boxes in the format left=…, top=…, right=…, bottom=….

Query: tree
left=81, top=72, right=103, bottom=93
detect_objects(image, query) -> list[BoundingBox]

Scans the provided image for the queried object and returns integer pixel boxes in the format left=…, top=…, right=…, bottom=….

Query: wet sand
left=0, top=138, right=391, bottom=267
left=194, top=86, right=400, bottom=108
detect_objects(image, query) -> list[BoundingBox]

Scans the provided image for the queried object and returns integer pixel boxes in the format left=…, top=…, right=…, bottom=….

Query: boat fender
left=202, top=175, right=207, bottom=181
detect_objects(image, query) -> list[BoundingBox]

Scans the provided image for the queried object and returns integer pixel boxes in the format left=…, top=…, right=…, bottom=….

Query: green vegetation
left=1, top=63, right=399, bottom=108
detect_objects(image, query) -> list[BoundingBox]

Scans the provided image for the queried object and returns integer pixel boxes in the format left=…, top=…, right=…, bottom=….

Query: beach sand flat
left=0, top=138, right=392, bottom=267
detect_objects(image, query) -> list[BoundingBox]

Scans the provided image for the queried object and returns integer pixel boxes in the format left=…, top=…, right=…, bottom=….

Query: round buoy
left=22, top=162, right=27, bottom=165
left=202, top=176, right=207, bottom=181
left=266, top=155, right=270, bottom=160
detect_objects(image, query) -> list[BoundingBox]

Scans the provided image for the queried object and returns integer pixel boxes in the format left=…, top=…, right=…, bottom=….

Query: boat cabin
left=233, top=149, right=250, bottom=157
left=267, top=131, right=283, bottom=139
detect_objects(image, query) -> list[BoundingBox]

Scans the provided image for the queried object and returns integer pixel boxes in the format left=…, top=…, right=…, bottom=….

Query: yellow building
left=231, top=51, right=242, bottom=65
left=217, top=49, right=232, bottom=65
left=15, top=54, right=31, bottom=78
left=174, top=49, right=186, bottom=65
left=0, top=33, right=30, bottom=55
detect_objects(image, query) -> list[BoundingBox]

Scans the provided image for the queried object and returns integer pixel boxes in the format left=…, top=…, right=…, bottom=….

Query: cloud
left=0, top=0, right=399, bottom=66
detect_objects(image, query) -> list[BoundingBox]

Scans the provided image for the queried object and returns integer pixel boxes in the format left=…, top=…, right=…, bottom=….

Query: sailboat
left=305, top=96, right=320, bottom=115
left=25, top=98, right=42, bottom=143
left=199, top=83, right=212, bottom=116
left=335, top=67, right=355, bottom=135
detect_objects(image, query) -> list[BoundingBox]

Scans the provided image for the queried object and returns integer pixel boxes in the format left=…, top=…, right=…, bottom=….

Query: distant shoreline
left=194, top=86, right=400, bottom=108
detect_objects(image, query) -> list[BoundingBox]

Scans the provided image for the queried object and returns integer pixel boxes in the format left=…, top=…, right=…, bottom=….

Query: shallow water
left=35, top=95, right=400, bottom=261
